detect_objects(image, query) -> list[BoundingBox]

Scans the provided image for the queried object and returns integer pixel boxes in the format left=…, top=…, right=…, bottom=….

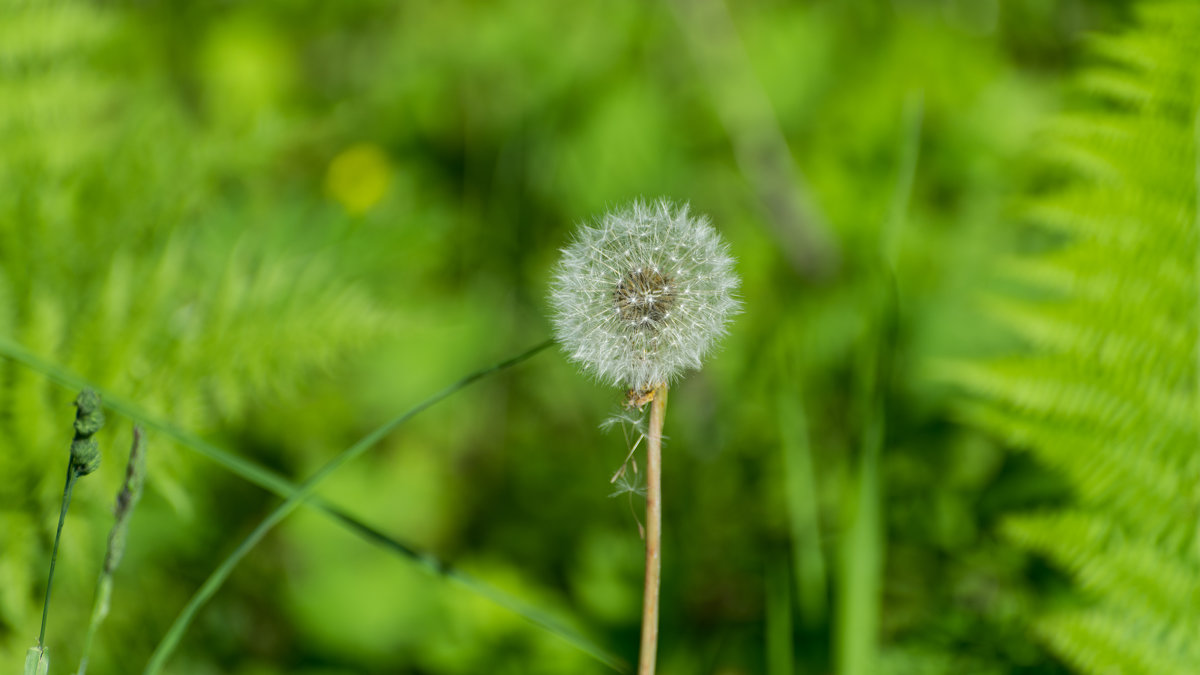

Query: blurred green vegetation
left=0, top=0, right=1169, bottom=673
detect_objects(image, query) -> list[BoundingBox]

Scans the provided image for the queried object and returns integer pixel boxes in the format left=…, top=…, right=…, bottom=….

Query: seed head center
left=615, top=267, right=676, bottom=329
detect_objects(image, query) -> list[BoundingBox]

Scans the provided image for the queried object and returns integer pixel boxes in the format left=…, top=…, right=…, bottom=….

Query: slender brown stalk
left=638, top=383, right=669, bottom=675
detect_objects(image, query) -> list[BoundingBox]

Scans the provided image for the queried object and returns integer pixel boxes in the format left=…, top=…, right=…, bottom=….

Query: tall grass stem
left=0, top=338, right=619, bottom=669
left=836, top=90, right=921, bottom=675
left=777, top=387, right=826, bottom=626
left=77, top=426, right=146, bottom=675
left=766, top=555, right=795, bottom=675
left=143, top=340, right=618, bottom=674
left=39, top=466, right=78, bottom=648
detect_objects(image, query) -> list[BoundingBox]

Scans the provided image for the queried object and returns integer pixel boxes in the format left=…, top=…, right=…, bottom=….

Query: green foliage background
left=3, top=0, right=1192, bottom=673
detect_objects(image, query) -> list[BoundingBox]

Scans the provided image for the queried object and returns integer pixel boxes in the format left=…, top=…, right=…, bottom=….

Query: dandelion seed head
left=549, top=198, right=741, bottom=389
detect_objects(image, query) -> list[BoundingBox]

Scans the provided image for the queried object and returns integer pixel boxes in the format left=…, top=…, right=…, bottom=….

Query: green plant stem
left=0, top=338, right=623, bottom=672
left=39, top=465, right=79, bottom=649
left=143, top=340, right=584, bottom=675
left=835, top=91, right=919, bottom=675
left=75, top=576, right=110, bottom=675
left=766, top=555, right=795, bottom=675
left=1192, top=108, right=1200, bottom=403
left=664, top=0, right=838, bottom=278
left=835, top=410, right=883, bottom=675
left=78, top=426, right=146, bottom=675
left=638, top=384, right=668, bottom=675
left=777, top=387, right=826, bottom=626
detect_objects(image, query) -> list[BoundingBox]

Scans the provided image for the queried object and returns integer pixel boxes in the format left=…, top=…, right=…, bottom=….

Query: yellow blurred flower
left=325, top=143, right=392, bottom=215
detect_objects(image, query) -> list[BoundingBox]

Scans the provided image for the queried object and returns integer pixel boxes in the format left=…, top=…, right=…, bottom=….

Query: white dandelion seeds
left=549, top=199, right=741, bottom=390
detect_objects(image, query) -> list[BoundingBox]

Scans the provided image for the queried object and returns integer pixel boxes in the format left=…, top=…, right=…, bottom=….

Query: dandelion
left=549, top=199, right=740, bottom=391
left=549, top=199, right=739, bottom=675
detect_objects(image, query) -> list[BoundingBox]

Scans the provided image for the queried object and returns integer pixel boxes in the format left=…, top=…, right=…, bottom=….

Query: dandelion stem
left=638, top=383, right=668, bottom=675
left=39, top=465, right=79, bottom=649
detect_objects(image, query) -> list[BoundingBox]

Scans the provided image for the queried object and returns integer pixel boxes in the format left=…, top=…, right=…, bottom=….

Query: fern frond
left=1075, top=70, right=1151, bottom=109
left=963, top=405, right=1195, bottom=536
left=952, top=2, right=1200, bottom=672
left=1006, top=512, right=1200, bottom=621
left=0, top=0, right=397, bottom=660
left=983, top=296, right=1190, bottom=379
left=1035, top=606, right=1200, bottom=675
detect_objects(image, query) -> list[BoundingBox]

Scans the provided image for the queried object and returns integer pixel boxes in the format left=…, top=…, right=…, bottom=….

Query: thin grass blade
left=0, top=338, right=622, bottom=670
left=766, top=555, right=796, bottom=675
left=141, top=340, right=624, bottom=673
left=777, top=387, right=827, bottom=627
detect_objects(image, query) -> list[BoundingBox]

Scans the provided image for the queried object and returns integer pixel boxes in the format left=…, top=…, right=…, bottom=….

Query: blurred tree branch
left=665, top=0, right=841, bottom=280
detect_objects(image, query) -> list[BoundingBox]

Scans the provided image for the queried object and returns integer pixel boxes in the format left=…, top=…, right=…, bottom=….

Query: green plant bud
left=73, top=389, right=106, bottom=436
left=71, top=437, right=102, bottom=477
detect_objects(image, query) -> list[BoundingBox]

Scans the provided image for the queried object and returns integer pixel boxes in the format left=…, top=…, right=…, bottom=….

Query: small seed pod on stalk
left=34, top=389, right=107, bottom=666
left=549, top=199, right=740, bottom=675
left=70, top=389, right=105, bottom=476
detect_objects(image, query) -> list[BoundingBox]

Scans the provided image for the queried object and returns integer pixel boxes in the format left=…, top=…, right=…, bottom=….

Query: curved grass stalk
left=140, top=339, right=620, bottom=674
left=0, top=337, right=625, bottom=671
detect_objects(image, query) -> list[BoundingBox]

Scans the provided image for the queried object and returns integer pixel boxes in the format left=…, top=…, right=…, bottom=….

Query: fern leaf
left=953, top=2, right=1200, bottom=672
left=0, top=0, right=397, bottom=660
